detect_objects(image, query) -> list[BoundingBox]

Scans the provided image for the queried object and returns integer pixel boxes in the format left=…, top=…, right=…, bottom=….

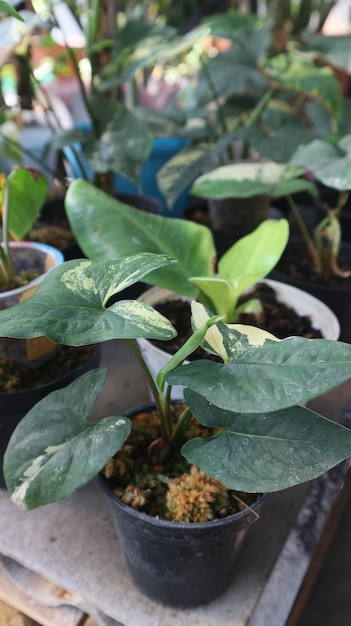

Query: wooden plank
left=0, top=567, right=85, bottom=626
left=247, top=459, right=351, bottom=626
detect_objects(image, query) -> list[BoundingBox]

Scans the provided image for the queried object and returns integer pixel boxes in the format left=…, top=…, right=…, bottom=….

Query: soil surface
left=276, top=244, right=351, bottom=288
left=0, top=344, right=96, bottom=393
left=151, top=282, right=323, bottom=359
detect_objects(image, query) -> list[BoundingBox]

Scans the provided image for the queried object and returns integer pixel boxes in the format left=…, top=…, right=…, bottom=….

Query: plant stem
left=286, top=194, right=322, bottom=274
left=170, top=406, right=193, bottom=449
left=200, top=53, right=235, bottom=161
left=0, top=134, right=67, bottom=187
left=336, top=190, right=348, bottom=219
left=126, top=339, right=170, bottom=442
left=0, top=181, right=14, bottom=283
left=245, top=86, right=275, bottom=127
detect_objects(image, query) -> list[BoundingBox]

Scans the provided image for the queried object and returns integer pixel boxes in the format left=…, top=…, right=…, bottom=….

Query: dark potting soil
left=29, top=222, right=76, bottom=251
left=151, top=282, right=322, bottom=358
left=276, top=246, right=351, bottom=288
left=0, top=344, right=96, bottom=393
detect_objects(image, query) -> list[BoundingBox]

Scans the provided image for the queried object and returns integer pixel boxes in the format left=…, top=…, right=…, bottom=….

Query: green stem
left=286, top=194, right=322, bottom=274
left=1, top=134, right=67, bottom=187
left=126, top=339, right=169, bottom=442
left=200, top=53, right=235, bottom=160
left=0, top=181, right=14, bottom=283
left=336, top=190, right=348, bottom=220
left=245, top=86, right=275, bottom=127
left=170, top=406, right=193, bottom=450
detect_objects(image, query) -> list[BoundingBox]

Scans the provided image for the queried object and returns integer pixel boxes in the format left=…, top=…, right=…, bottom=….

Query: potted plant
left=0, top=166, right=99, bottom=487
left=190, top=140, right=351, bottom=340
left=0, top=252, right=351, bottom=607
left=64, top=176, right=339, bottom=398
left=151, top=8, right=350, bottom=216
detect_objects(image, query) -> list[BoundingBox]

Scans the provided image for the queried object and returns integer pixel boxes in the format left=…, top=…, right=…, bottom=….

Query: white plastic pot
left=0, top=241, right=64, bottom=364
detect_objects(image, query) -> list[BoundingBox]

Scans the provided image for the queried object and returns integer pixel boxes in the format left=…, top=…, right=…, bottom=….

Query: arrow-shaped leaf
left=166, top=329, right=351, bottom=411
left=182, top=389, right=351, bottom=492
left=0, top=255, right=177, bottom=344
left=4, top=369, right=131, bottom=510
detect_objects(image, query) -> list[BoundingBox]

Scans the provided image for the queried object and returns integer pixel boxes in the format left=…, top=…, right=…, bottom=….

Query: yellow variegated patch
left=61, top=261, right=98, bottom=296
left=229, top=324, right=280, bottom=345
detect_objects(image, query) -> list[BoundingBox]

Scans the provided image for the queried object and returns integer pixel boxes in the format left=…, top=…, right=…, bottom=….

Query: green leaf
left=190, top=161, right=318, bottom=200
left=82, top=105, right=153, bottom=183
left=0, top=255, right=177, bottom=344
left=157, top=132, right=245, bottom=209
left=166, top=329, right=351, bottom=412
left=290, top=135, right=351, bottom=191
left=261, top=53, right=343, bottom=120
left=182, top=389, right=351, bottom=492
left=3, top=168, right=48, bottom=240
left=218, top=218, right=289, bottom=292
left=238, top=106, right=319, bottom=162
left=0, top=1, right=24, bottom=20
left=302, top=31, right=351, bottom=73
left=0, top=121, right=23, bottom=163
left=189, top=277, right=238, bottom=320
left=4, top=369, right=131, bottom=510
left=65, top=180, right=216, bottom=297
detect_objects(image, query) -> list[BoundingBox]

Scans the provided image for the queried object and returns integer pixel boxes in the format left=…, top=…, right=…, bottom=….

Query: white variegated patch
left=61, top=261, right=98, bottom=296
left=191, top=301, right=228, bottom=361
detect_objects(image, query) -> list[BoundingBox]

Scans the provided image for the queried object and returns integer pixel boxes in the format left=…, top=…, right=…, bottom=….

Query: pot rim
left=0, top=241, right=64, bottom=299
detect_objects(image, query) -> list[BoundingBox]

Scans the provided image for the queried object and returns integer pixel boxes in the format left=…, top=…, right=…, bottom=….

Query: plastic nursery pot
left=64, top=128, right=191, bottom=216
left=0, top=344, right=101, bottom=489
left=0, top=242, right=64, bottom=365
left=97, top=403, right=270, bottom=609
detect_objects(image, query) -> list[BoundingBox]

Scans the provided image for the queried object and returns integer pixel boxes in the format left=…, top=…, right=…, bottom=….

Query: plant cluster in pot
left=191, top=150, right=351, bottom=343
left=0, top=252, right=351, bottom=607
left=64, top=177, right=339, bottom=399
left=274, top=134, right=351, bottom=343
left=0, top=166, right=99, bottom=486
left=47, top=8, right=347, bottom=215
left=150, top=8, right=350, bottom=219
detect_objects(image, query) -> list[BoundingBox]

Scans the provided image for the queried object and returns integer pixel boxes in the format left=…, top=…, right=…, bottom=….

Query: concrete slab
left=1, top=339, right=351, bottom=626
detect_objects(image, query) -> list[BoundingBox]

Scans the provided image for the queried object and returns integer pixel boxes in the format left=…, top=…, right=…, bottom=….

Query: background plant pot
left=97, top=403, right=270, bottom=608
left=0, top=242, right=64, bottom=364
left=270, top=239, right=351, bottom=343
left=64, top=131, right=191, bottom=216
left=208, top=193, right=270, bottom=232
left=137, top=281, right=340, bottom=400
left=0, top=344, right=101, bottom=489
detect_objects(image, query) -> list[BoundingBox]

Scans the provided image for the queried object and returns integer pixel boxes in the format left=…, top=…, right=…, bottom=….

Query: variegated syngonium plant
left=2, top=253, right=351, bottom=511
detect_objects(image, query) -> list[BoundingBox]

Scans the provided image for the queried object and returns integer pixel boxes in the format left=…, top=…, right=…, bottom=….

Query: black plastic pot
left=97, top=403, right=270, bottom=608
left=0, top=345, right=101, bottom=489
left=270, top=239, right=351, bottom=343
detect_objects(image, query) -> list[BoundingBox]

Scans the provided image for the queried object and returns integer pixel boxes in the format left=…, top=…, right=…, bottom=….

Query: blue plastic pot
left=64, top=126, right=191, bottom=217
